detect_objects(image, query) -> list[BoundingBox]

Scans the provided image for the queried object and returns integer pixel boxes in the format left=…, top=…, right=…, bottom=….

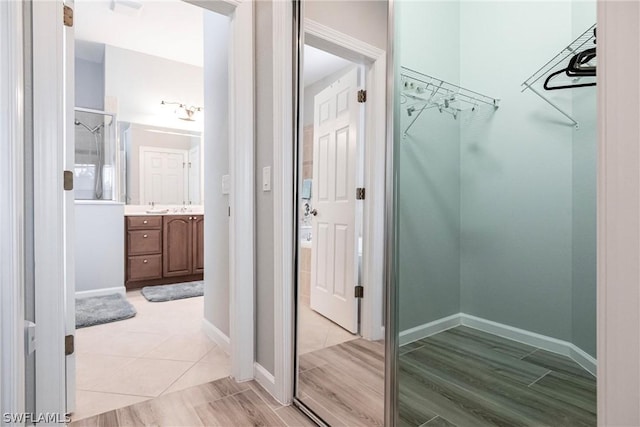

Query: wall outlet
left=263, top=166, right=271, bottom=192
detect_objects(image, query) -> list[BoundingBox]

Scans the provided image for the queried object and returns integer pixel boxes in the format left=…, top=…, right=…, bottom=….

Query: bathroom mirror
left=120, top=122, right=204, bottom=206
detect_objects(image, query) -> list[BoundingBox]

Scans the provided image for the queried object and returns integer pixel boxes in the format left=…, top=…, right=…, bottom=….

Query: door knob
left=310, top=209, right=318, bottom=216
left=143, top=234, right=148, bottom=238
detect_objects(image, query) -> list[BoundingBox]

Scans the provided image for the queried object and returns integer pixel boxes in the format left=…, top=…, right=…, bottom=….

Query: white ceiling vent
left=110, top=0, right=143, bottom=16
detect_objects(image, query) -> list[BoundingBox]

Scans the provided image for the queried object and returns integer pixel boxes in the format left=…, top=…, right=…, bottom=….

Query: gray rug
left=141, top=281, right=204, bottom=302
left=76, top=293, right=136, bottom=328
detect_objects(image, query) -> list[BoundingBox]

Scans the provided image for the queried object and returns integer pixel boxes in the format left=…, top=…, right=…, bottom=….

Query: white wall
left=203, top=10, right=230, bottom=337
left=75, top=56, right=104, bottom=111
left=74, top=202, right=125, bottom=295
left=104, top=45, right=203, bottom=132
left=305, top=0, right=387, bottom=51
left=255, top=0, right=275, bottom=373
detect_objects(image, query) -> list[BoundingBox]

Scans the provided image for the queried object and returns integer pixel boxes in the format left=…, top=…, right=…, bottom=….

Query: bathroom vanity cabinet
left=125, top=215, right=204, bottom=289
left=163, top=215, right=204, bottom=277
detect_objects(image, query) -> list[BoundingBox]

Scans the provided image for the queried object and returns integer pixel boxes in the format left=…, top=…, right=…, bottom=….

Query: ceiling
left=75, top=1, right=352, bottom=82
left=304, top=45, right=352, bottom=87
left=74, top=0, right=205, bottom=67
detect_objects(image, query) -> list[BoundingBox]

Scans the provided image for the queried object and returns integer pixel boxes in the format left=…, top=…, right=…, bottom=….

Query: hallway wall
left=203, top=10, right=231, bottom=338
left=253, top=0, right=388, bottom=376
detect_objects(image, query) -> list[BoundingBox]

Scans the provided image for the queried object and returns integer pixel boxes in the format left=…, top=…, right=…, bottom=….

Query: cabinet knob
left=143, top=234, right=148, bottom=238
left=143, top=259, right=148, bottom=264
left=143, top=220, right=148, bottom=224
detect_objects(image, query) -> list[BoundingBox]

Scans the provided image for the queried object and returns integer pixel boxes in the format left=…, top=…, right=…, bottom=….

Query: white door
left=189, top=145, right=201, bottom=204
left=140, top=147, right=188, bottom=205
left=310, top=67, right=361, bottom=333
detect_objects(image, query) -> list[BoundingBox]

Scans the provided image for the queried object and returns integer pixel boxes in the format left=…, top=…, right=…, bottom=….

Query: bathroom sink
left=146, top=208, right=169, bottom=214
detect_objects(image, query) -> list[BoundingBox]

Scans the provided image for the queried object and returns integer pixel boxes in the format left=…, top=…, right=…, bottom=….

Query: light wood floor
left=298, top=338, right=385, bottom=426
left=70, top=377, right=316, bottom=427
left=297, top=326, right=596, bottom=427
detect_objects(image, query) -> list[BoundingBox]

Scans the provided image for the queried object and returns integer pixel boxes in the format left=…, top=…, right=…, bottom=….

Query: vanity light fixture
left=160, top=101, right=203, bottom=122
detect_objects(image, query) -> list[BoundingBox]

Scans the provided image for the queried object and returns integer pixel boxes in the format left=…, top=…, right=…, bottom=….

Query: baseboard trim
left=399, top=313, right=461, bottom=346
left=400, top=313, right=597, bottom=376
left=460, top=313, right=597, bottom=376
left=253, top=362, right=277, bottom=399
left=568, top=344, right=597, bottom=377
left=75, top=287, right=126, bottom=299
left=202, top=318, right=231, bottom=355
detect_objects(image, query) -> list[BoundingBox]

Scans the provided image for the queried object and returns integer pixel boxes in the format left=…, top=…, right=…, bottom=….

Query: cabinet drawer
left=128, top=254, right=162, bottom=281
left=127, top=216, right=162, bottom=230
left=128, top=230, right=162, bottom=255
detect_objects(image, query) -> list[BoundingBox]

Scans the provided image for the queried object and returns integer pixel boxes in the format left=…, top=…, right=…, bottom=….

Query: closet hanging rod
left=522, top=24, right=596, bottom=90
left=401, top=67, right=500, bottom=137
left=521, top=24, right=596, bottom=128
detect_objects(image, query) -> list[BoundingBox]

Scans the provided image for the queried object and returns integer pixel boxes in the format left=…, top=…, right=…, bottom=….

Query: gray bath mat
left=76, top=293, right=136, bottom=328
left=141, top=281, right=204, bottom=302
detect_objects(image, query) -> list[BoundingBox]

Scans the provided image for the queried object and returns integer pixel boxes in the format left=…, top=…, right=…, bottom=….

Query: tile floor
left=297, top=302, right=357, bottom=355
left=72, top=290, right=230, bottom=422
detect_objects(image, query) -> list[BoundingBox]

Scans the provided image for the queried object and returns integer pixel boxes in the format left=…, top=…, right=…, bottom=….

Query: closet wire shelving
left=521, top=23, right=597, bottom=128
left=401, top=67, right=500, bottom=138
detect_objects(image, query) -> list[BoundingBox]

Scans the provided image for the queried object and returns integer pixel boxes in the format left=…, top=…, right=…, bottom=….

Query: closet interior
left=394, top=1, right=597, bottom=425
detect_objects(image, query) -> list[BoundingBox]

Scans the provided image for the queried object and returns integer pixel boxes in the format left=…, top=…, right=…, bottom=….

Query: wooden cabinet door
left=192, top=216, right=205, bottom=274
left=163, top=215, right=192, bottom=277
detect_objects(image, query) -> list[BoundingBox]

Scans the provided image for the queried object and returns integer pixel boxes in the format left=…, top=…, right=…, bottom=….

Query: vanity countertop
left=124, top=205, right=204, bottom=216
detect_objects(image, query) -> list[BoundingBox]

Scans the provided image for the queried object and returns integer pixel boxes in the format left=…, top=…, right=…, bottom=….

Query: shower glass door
left=392, top=1, right=597, bottom=425
left=74, top=108, right=119, bottom=201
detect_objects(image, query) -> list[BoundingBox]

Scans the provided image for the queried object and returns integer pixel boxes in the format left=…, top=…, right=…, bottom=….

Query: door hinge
left=63, top=170, right=74, bottom=191
left=65, top=335, right=74, bottom=356
left=357, top=89, right=367, bottom=103
left=63, top=5, right=73, bottom=27
left=355, top=285, right=364, bottom=298
left=356, top=187, right=366, bottom=200
left=25, top=321, right=36, bottom=355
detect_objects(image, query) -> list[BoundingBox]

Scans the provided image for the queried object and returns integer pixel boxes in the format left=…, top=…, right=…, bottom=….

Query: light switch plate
left=263, top=166, right=271, bottom=192
left=222, top=174, right=230, bottom=195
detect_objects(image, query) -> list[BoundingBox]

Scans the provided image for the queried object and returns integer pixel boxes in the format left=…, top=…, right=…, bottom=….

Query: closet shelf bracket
left=522, top=82, right=579, bottom=128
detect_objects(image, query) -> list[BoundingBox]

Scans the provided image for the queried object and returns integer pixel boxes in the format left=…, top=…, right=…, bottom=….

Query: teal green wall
left=459, top=1, right=575, bottom=344
left=398, top=1, right=461, bottom=331
left=397, top=0, right=596, bottom=357
left=571, top=3, right=597, bottom=358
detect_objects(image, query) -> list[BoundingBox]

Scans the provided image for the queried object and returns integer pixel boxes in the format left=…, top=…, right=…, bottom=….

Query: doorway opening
left=297, top=44, right=362, bottom=355
left=69, top=0, right=231, bottom=421
left=293, top=32, right=386, bottom=425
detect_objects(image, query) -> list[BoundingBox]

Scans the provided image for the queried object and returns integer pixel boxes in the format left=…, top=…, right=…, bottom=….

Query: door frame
left=138, top=146, right=190, bottom=205
left=596, top=1, right=640, bottom=424
left=271, top=6, right=387, bottom=403
left=29, top=0, right=254, bottom=417
left=0, top=0, right=26, bottom=419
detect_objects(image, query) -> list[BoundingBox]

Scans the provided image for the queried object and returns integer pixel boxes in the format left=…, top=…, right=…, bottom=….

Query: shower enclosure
left=389, top=1, right=597, bottom=425
left=74, top=108, right=119, bottom=201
